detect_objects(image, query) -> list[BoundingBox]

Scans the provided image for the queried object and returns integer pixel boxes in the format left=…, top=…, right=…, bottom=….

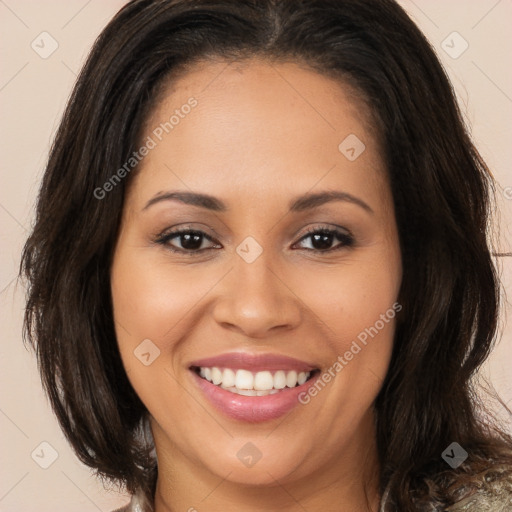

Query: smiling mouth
left=192, top=366, right=320, bottom=396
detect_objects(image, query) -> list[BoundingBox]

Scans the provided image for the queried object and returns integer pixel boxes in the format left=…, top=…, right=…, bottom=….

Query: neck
left=152, top=412, right=381, bottom=512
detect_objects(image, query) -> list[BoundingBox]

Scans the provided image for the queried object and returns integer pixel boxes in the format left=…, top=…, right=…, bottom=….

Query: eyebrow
left=143, top=190, right=374, bottom=214
left=290, top=190, right=373, bottom=214
left=143, top=191, right=227, bottom=212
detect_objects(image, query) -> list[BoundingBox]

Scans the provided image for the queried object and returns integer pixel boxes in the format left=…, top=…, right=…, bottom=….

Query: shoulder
left=111, top=506, right=130, bottom=512
left=446, top=469, right=512, bottom=511
left=111, top=502, right=144, bottom=512
left=110, top=489, right=152, bottom=512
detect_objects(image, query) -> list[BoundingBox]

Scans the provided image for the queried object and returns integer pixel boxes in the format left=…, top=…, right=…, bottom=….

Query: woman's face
left=111, top=58, right=402, bottom=492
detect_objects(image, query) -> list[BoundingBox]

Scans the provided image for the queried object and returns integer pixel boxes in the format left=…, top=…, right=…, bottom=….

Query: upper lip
left=189, top=352, right=318, bottom=372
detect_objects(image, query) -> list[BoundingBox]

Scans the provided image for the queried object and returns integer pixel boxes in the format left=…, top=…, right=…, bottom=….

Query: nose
left=212, top=253, right=302, bottom=339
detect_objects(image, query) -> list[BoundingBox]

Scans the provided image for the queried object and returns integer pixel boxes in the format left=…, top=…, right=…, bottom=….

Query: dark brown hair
left=21, top=0, right=512, bottom=509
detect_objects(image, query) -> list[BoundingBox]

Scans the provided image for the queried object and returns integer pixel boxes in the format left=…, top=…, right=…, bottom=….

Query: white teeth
left=254, top=371, right=273, bottom=391
left=286, top=370, right=298, bottom=387
left=273, top=370, right=287, bottom=389
left=223, top=387, right=281, bottom=396
left=221, top=368, right=236, bottom=388
left=197, top=366, right=312, bottom=395
left=236, top=389, right=257, bottom=396
left=235, top=369, right=254, bottom=390
left=211, top=367, right=223, bottom=385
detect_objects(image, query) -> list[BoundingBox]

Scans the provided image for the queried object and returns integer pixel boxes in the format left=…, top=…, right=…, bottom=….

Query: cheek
left=301, top=255, right=401, bottom=346
left=111, top=247, right=210, bottom=338
left=110, top=246, right=198, bottom=414
left=111, top=235, right=401, bottom=357
left=293, top=243, right=401, bottom=412
left=283, top=260, right=399, bottom=464
left=110, top=244, right=228, bottom=382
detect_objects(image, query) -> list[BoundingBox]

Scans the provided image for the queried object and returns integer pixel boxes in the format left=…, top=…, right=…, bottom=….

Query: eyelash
left=154, top=225, right=355, bottom=255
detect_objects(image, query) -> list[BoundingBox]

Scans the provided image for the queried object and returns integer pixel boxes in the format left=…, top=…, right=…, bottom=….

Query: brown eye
left=295, top=228, right=354, bottom=252
left=155, top=229, right=220, bottom=253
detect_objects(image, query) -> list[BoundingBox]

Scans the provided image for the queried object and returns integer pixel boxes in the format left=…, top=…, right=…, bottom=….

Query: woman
left=21, top=0, right=512, bottom=510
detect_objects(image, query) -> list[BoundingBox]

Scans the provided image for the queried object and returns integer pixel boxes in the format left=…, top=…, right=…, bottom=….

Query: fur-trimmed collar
left=445, top=474, right=512, bottom=511
left=114, top=474, right=512, bottom=511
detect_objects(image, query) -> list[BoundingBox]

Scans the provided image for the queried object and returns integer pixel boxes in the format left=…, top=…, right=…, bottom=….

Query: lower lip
left=191, top=370, right=319, bottom=422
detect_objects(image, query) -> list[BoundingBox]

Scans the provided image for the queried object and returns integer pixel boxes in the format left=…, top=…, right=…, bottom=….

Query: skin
left=111, top=58, right=402, bottom=512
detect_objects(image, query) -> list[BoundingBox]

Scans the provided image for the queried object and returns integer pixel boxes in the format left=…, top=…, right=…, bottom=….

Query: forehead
left=129, top=58, right=387, bottom=207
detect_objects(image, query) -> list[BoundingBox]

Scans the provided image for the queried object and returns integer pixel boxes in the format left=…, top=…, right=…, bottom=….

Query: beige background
left=1, top=1, right=511, bottom=510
